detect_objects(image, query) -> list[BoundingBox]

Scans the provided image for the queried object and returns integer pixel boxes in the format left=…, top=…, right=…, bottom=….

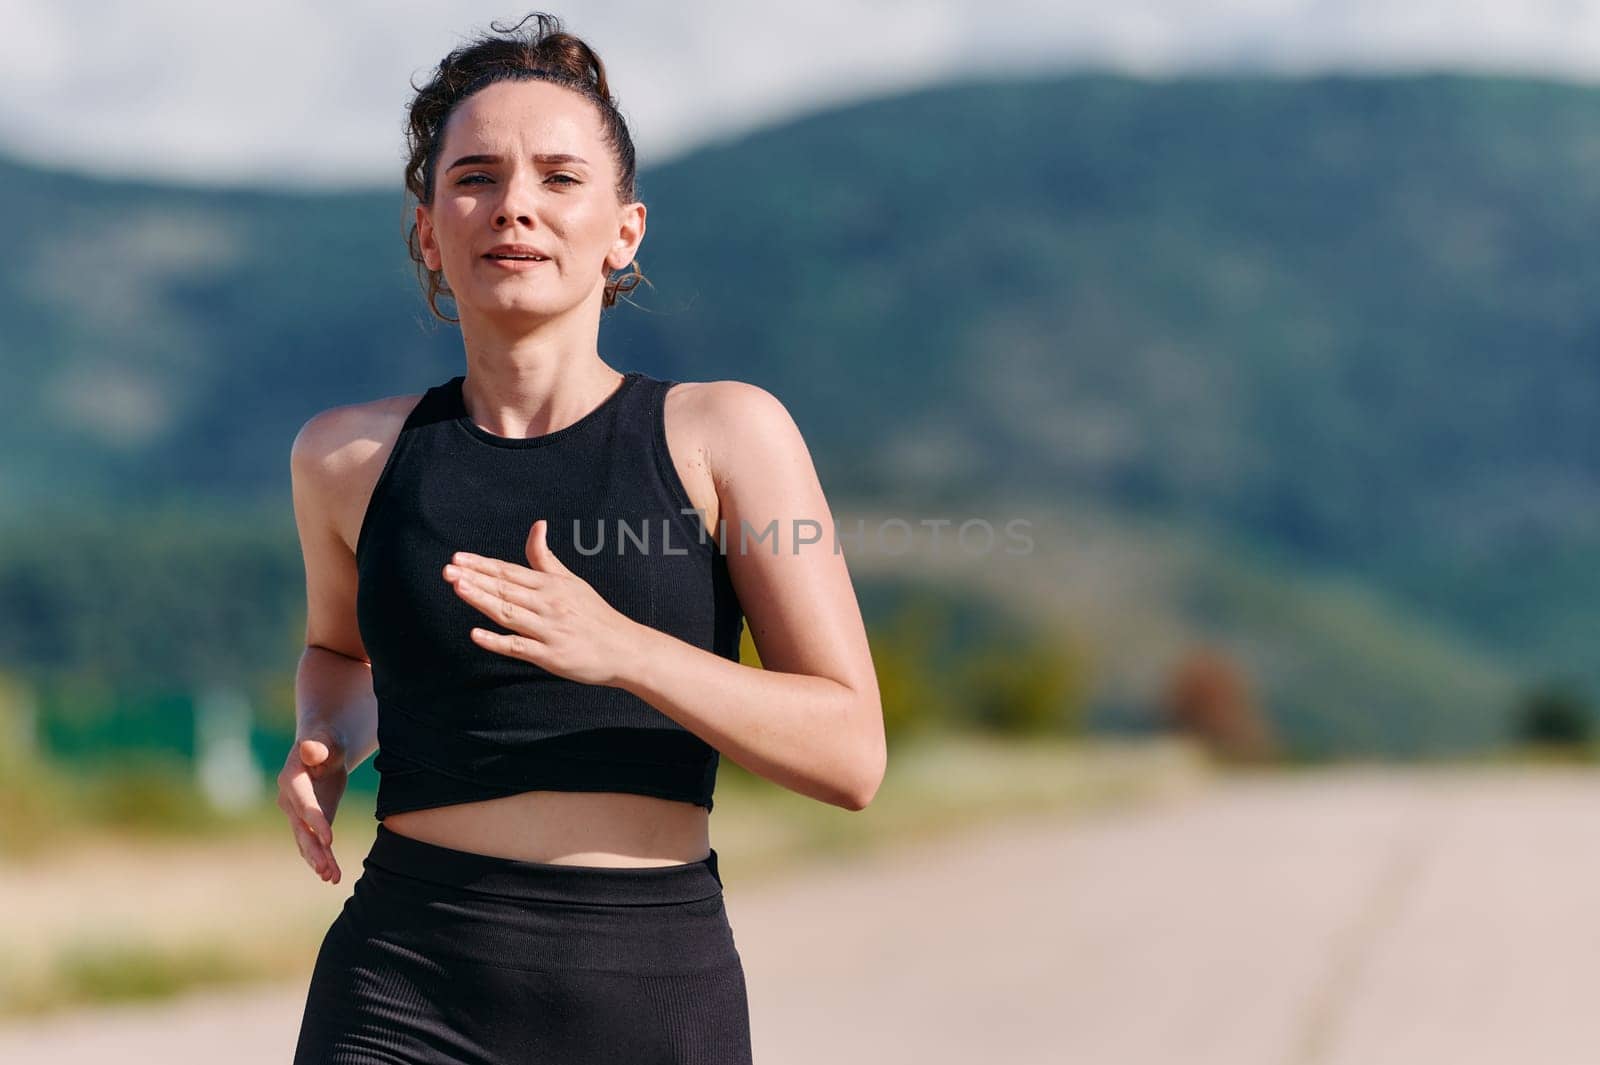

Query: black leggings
left=293, top=822, right=753, bottom=1064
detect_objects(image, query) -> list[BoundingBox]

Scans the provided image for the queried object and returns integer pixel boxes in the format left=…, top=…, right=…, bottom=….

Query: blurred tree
left=1511, top=678, right=1594, bottom=748
left=1162, top=645, right=1276, bottom=762
left=0, top=670, right=38, bottom=764
left=957, top=623, right=1091, bottom=736
left=867, top=595, right=957, bottom=741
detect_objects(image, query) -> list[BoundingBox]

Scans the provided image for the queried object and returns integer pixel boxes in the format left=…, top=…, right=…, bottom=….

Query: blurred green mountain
left=2, top=72, right=1596, bottom=752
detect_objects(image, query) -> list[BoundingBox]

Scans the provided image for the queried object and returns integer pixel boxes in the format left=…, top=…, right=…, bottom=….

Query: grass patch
left=2, top=932, right=318, bottom=1019
left=55, top=938, right=256, bottom=1003
left=0, top=754, right=302, bottom=860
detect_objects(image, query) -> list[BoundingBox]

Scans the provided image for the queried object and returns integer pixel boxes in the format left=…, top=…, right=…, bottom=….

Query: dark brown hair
left=402, top=12, right=648, bottom=323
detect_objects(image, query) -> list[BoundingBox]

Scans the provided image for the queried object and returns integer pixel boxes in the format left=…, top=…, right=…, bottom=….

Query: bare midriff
left=380, top=789, right=713, bottom=867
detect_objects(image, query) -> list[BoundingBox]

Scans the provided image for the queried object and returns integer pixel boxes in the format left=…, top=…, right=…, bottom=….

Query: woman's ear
left=416, top=204, right=441, bottom=271
left=607, top=201, right=646, bottom=272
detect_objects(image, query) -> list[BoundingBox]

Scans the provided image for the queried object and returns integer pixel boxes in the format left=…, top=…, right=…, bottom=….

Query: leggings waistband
left=366, top=822, right=723, bottom=906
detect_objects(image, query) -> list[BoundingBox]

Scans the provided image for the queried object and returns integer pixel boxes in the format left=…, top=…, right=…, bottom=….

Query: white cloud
left=1, top=0, right=1598, bottom=188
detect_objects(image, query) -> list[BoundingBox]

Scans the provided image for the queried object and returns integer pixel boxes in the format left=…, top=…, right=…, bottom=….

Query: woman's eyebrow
left=445, top=153, right=590, bottom=170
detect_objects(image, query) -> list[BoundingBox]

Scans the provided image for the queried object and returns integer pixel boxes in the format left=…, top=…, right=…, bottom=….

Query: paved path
left=3, top=767, right=1598, bottom=1064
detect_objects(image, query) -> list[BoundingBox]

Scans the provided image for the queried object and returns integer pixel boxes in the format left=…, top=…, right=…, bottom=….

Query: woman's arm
left=619, top=381, right=885, bottom=810
left=278, top=406, right=393, bottom=881
left=290, top=407, right=385, bottom=764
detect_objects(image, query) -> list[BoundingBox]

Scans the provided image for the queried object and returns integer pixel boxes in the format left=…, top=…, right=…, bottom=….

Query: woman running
left=280, top=12, right=886, bottom=1063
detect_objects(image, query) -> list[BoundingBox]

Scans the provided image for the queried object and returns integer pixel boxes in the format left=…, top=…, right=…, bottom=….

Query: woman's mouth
left=483, top=253, right=552, bottom=270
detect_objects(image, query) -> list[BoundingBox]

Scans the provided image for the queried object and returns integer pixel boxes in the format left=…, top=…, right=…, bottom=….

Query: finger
left=277, top=772, right=332, bottom=870
left=287, top=813, right=334, bottom=878
left=314, top=830, right=341, bottom=883
left=287, top=771, right=335, bottom=847
left=298, top=736, right=347, bottom=781
left=299, top=737, right=331, bottom=767
left=284, top=802, right=329, bottom=861
left=525, top=519, right=572, bottom=575
left=445, top=551, right=547, bottom=590
left=303, top=821, right=340, bottom=883
left=469, top=626, right=546, bottom=666
left=453, top=573, right=548, bottom=634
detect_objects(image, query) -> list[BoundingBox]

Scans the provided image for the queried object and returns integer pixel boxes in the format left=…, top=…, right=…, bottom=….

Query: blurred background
left=1, top=2, right=1598, bottom=1063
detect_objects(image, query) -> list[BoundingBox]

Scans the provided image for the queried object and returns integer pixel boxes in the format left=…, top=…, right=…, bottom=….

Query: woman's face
left=416, top=78, right=644, bottom=322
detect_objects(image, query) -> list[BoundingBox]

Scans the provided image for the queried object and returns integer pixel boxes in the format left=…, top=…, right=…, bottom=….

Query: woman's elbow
left=841, top=704, right=887, bottom=811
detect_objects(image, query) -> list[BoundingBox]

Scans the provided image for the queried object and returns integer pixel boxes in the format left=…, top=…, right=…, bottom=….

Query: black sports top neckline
left=449, top=370, right=643, bottom=449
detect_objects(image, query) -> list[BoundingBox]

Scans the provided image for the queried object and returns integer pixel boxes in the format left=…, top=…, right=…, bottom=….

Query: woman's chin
left=468, top=288, right=565, bottom=319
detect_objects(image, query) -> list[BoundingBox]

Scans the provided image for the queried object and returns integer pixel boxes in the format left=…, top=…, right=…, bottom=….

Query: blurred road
left=3, top=766, right=1598, bottom=1064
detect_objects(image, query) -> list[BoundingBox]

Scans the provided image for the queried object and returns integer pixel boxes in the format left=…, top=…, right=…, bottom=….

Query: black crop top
left=353, top=368, right=745, bottom=820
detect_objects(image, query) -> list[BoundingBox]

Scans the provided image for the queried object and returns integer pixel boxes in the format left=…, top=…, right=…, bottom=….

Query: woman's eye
left=455, top=173, right=577, bottom=186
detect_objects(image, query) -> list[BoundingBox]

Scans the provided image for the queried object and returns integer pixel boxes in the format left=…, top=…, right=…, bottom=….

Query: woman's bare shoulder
left=668, top=378, right=806, bottom=487
left=290, top=390, right=428, bottom=551
left=666, top=377, right=781, bottom=409
left=292, top=391, right=426, bottom=478
left=665, top=378, right=795, bottom=429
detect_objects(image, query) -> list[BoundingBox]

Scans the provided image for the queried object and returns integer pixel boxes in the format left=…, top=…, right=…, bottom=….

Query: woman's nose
left=494, top=172, right=537, bottom=228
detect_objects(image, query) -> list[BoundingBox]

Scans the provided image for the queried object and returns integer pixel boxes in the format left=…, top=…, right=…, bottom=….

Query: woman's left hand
left=443, top=519, right=643, bottom=686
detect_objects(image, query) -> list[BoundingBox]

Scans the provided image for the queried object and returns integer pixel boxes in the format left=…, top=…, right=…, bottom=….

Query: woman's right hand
left=277, top=730, right=348, bottom=883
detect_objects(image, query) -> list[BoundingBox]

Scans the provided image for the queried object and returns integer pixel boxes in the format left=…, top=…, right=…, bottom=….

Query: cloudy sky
left=4, top=0, right=1599, bottom=189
